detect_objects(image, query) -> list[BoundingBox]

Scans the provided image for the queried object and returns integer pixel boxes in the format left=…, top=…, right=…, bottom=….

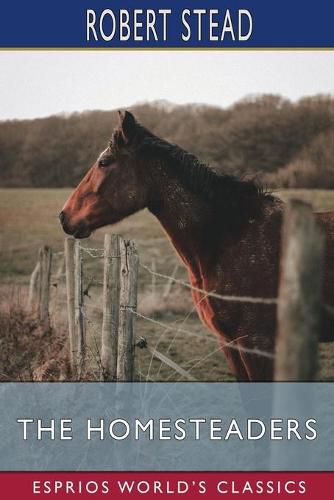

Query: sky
left=0, top=51, right=333, bottom=120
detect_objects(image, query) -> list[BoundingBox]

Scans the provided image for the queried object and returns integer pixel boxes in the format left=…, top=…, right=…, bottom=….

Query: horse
left=60, top=110, right=334, bottom=381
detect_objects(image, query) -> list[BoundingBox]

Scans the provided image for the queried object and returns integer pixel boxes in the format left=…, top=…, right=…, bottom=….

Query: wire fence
left=78, top=243, right=334, bottom=316
left=26, top=199, right=331, bottom=382
left=27, top=241, right=275, bottom=381
left=80, top=241, right=280, bottom=377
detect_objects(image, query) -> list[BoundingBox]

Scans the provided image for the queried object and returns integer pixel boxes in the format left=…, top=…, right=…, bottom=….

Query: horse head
left=60, top=111, right=149, bottom=238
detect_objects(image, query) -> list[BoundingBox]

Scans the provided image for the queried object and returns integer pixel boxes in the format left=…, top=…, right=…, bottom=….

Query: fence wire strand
left=80, top=246, right=105, bottom=259
left=133, top=310, right=275, bottom=360
left=140, top=264, right=278, bottom=305
left=45, top=240, right=334, bottom=381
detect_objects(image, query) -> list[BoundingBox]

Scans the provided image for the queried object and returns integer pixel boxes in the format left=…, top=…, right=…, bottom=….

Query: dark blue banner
left=0, top=0, right=334, bottom=48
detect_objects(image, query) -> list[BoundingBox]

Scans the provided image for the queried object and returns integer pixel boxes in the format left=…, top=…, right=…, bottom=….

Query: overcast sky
left=0, top=51, right=333, bottom=120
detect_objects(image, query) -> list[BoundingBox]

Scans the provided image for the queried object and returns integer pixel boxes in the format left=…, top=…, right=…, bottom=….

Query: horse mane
left=112, top=118, right=271, bottom=223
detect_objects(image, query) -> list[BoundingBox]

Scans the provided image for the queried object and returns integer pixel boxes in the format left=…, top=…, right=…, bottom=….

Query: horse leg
left=238, top=349, right=274, bottom=381
left=222, top=343, right=273, bottom=421
left=221, top=343, right=250, bottom=381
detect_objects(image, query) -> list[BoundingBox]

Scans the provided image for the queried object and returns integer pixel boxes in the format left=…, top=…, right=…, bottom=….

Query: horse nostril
left=59, top=211, right=65, bottom=225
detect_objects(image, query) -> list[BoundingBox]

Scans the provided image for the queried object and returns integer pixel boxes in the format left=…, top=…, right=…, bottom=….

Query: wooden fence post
left=65, top=238, right=76, bottom=374
left=38, top=245, right=52, bottom=326
left=28, top=261, right=40, bottom=314
left=117, top=239, right=139, bottom=381
left=55, top=256, right=65, bottom=282
left=275, top=199, right=325, bottom=381
left=101, top=234, right=121, bottom=381
left=74, top=241, right=85, bottom=376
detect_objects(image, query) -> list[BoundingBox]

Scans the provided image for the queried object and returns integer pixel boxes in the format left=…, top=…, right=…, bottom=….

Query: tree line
left=0, top=94, right=334, bottom=188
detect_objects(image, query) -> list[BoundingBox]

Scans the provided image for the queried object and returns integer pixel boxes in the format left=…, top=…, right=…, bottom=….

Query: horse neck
left=148, top=167, right=214, bottom=276
left=146, top=159, right=266, bottom=283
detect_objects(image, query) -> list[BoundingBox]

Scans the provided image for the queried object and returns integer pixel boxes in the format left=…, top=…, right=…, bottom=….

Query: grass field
left=1, top=187, right=334, bottom=280
left=1, top=188, right=334, bottom=381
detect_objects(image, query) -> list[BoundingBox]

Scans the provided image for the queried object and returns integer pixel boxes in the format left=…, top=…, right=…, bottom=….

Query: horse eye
left=99, top=157, right=113, bottom=168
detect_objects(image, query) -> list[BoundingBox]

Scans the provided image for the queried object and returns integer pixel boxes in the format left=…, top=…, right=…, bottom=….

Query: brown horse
left=60, top=111, right=334, bottom=381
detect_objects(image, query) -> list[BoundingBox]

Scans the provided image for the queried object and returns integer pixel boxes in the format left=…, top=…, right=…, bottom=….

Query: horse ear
left=118, top=110, right=137, bottom=144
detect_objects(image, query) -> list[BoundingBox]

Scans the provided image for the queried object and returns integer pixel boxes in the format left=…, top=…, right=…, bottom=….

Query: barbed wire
left=49, top=241, right=334, bottom=379
left=132, top=310, right=215, bottom=342
left=155, top=289, right=209, bottom=380
left=133, top=310, right=275, bottom=360
left=81, top=305, right=200, bottom=380
left=140, top=264, right=278, bottom=305
left=136, top=338, right=198, bottom=382
left=80, top=246, right=104, bottom=259
left=56, top=243, right=334, bottom=317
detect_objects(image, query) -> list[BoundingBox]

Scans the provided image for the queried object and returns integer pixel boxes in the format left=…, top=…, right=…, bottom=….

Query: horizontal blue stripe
left=0, top=383, right=333, bottom=471
left=0, top=0, right=334, bottom=48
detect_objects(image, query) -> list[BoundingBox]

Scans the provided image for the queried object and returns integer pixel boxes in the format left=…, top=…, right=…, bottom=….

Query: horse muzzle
left=59, top=211, right=91, bottom=239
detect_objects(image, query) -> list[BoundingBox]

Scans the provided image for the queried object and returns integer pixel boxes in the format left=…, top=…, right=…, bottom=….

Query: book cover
left=0, top=1, right=334, bottom=498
